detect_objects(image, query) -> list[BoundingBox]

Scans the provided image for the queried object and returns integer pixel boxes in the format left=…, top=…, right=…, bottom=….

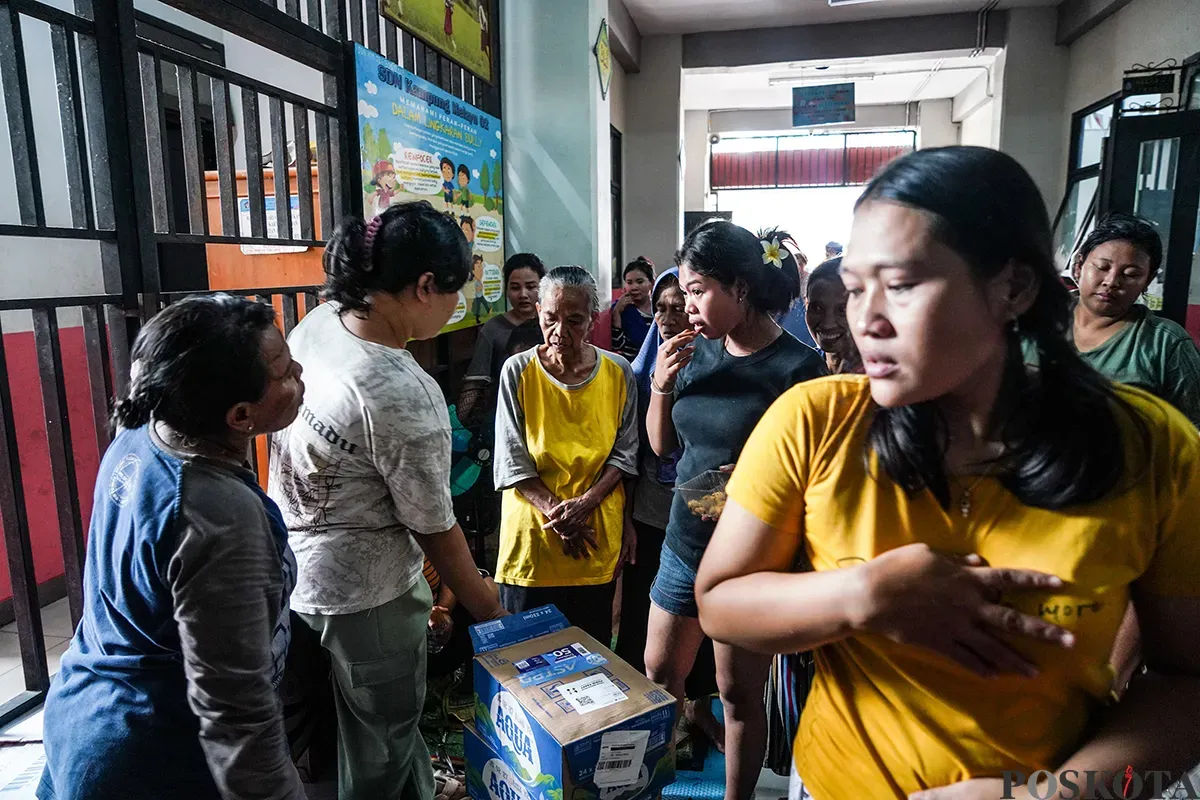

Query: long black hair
left=323, top=200, right=470, bottom=313
left=676, top=221, right=802, bottom=315
left=113, top=295, right=276, bottom=437
left=859, top=146, right=1143, bottom=509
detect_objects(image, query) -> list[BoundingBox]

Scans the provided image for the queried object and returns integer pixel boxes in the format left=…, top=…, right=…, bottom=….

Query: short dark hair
left=1076, top=212, right=1163, bottom=278
left=623, top=256, right=654, bottom=282
left=503, top=253, right=546, bottom=286
left=804, top=257, right=843, bottom=301
left=113, top=295, right=276, bottom=438
left=457, top=164, right=470, bottom=178
left=440, top=157, right=454, bottom=171
left=676, top=221, right=802, bottom=315
left=473, top=254, right=484, bottom=264
left=322, top=200, right=470, bottom=313
left=506, top=324, right=543, bottom=356
left=460, top=215, right=475, bottom=229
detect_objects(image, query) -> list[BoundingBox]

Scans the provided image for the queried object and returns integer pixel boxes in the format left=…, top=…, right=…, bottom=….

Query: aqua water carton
left=468, top=605, right=676, bottom=800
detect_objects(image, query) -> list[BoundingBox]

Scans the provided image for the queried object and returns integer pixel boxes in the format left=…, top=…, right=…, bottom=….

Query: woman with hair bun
left=696, top=147, right=1200, bottom=800
left=269, top=200, right=504, bottom=799
left=644, top=220, right=826, bottom=800
left=38, top=295, right=306, bottom=800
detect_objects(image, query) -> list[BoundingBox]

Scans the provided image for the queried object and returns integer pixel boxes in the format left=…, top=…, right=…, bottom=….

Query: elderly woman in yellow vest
left=493, top=266, right=639, bottom=643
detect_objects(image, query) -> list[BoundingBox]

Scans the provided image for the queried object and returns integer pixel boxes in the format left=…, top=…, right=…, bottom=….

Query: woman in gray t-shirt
left=269, top=201, right=504, bottom=800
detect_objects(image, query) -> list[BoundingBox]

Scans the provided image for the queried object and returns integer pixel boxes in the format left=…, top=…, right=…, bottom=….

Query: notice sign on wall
left=355, top=43, right=504, bottom=335
left=792, top=83, right=856, bottom=128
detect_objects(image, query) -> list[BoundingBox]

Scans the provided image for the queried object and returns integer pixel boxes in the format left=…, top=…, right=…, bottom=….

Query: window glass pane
left=1053, top=176, right=1099, bottom=274
left=1133, top=137, right=1180, bottom=311
left=1076, top=104, right=1113, bottom=169
left=1189, top=71, right=1200, bottom=110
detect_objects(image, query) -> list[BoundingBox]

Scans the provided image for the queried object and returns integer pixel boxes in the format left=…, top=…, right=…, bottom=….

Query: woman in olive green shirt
left=1072, top=212, right=1200, bottom=428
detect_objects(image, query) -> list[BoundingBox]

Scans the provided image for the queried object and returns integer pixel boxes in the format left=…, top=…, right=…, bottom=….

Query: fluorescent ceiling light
left=828, top=0, right=885, bottom=6
left=768, top=74, right=876, bottom=86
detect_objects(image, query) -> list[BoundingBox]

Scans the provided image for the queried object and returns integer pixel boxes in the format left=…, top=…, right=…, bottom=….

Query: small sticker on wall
left=559, top=673, right=627, bottom=715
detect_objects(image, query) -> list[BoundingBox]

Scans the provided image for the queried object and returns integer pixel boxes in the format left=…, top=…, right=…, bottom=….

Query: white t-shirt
left=268, top=303, right=455, bottom=615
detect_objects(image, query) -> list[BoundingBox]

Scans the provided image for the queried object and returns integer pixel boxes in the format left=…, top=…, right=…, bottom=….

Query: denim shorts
left=649, top=543, right=699, bottom=618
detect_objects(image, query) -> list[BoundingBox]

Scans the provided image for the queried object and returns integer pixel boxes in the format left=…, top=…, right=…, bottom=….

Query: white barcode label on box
left=593, top=729, right=650, bottom=788
left=559, top=674, right=627, bottom=715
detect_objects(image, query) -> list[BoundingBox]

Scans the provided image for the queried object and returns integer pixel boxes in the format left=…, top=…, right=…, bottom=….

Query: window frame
left=1053, top=93, right=1120, bottom=266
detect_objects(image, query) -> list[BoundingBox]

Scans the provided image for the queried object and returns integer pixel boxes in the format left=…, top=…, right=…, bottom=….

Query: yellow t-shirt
left=726, top=375, right=1200, bottom=800
left=494, top=347, right=638, bottom=587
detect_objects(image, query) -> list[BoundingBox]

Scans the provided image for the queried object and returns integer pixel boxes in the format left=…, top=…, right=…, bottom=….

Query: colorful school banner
left=355, top=43, right=504, bottom=334
left=380, top=0, right=493, bottom=83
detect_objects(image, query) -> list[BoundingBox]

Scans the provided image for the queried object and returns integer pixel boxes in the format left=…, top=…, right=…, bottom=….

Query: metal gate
left=0, top=0, right=499, bottom=724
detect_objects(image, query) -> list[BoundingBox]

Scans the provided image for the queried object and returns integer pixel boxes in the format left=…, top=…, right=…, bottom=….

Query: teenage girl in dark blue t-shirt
left=644, top=222, right=825, bottom=800
left=611, top=256, right=656, bottom=360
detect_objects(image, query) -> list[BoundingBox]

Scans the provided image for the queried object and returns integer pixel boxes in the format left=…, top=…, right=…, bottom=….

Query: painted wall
left=683, top=110, right=710, bottom=212
left=952, top=68, right=1000, bottom=148
left=610, top=64, right=628, bottom=134
left=624, top=34, right=683, bottom=272
left=502, top=0, right=612, bottom=287
left=917, top=99, right=959, bottom=149
left=960, top=102, right=997, bottom=147
left=996, top=6, right=1070, bottom=213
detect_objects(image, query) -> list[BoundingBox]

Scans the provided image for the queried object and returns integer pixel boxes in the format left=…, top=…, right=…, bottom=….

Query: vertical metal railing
left=0, top=0, right=502, bottom=725
left=0, top=296, right=128, bottom=723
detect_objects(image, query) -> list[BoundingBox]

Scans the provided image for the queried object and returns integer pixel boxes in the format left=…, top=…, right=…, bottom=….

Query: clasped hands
left=541, top=495, right=600, bottom=559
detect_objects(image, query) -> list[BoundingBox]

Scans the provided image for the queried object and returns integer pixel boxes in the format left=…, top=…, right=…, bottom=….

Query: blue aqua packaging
left=469, top=606, right=676, bottom=800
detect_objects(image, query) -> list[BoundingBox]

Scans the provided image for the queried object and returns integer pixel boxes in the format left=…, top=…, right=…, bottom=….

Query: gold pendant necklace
left=958, top=472, right=992, bottom=518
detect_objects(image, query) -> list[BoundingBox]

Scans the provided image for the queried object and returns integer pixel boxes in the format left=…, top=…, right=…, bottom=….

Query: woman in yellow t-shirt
left=492, top=266, right=640, bottom=643
left=694, top=147, right=1200, bottom=800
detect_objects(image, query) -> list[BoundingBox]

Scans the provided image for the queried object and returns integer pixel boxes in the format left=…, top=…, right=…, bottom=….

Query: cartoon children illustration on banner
left=356, top=43, right=504, bottom=333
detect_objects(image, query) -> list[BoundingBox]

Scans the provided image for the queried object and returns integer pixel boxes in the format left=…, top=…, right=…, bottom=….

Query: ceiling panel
left=625, top=0, right=1062, bottom=35
left=682, top=51, right=997, bottom=110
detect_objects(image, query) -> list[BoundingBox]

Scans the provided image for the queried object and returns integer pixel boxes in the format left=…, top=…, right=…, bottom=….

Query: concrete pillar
left=997, top=7, right=1069, bottom=213
left=501, top=0, right=613, bottom=293
left=683, top=111, right=710, bottom=213
left=917, top=99, right=959, bottom=149
left=624, top=34, right=683, bottom=270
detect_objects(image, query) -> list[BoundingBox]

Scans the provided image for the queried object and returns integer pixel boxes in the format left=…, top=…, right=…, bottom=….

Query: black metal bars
left=133, top=34, right=337, bottom=246
left=0, top=316, right=51, bottom=699
left=32, top=309, right=88, bottom=631
left=1, top=2, right=47, bottom=227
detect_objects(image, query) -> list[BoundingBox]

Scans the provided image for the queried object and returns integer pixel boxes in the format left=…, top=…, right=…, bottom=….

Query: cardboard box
left=469, top=606, right=676, bottom=800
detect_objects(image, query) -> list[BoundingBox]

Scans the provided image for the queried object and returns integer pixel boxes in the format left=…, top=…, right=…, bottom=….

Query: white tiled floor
left=0, top=598, right=74, bottom=706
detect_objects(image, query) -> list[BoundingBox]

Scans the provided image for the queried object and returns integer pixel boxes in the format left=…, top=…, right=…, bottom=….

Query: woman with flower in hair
left=644, top=220, right=825, bottom=799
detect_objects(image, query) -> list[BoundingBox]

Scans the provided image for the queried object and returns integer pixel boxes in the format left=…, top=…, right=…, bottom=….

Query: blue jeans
left=649, top=543, right=699, bottom=618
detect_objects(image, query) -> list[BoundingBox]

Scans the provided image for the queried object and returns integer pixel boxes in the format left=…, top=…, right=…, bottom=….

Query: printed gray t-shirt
left=268, top=302, right=455, bottom=616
